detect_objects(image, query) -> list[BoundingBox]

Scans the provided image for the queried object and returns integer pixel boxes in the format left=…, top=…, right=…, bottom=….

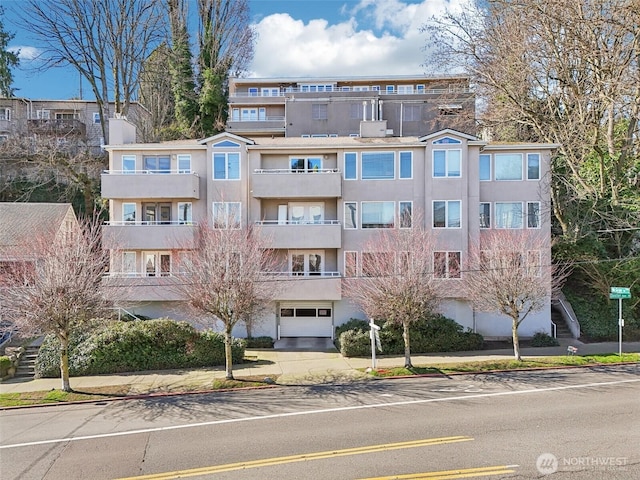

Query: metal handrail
left=104, top=221, right=197, bottom=226
left=552, top=291, right=581, bottom=339
left=253, top=168, right=339, bottom=174
left=230, top=87, right=471, bottom=97
left=102, top=170, right=199, bottom=175
left=256, top=220, right=340, bottom=226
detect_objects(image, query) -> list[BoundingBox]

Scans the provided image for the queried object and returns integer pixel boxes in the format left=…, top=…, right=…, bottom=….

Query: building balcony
left=262, top=272, right=342, bottom=301
left=257, top=220, right=341, bottom=249
left=27, top=119, right=87, bottom=137
left=251, top=169, right=342, bottom=198
left=101, top=171, right=200, bottom=200
left=102, top=274, right=185, bottom=302
left=226, top=118, right=286, bottom=135
left=102, top=222, right=197, bottom=250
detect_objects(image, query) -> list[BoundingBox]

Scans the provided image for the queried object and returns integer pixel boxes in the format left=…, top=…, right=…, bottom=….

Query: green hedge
left=244, top=336, right=274, bottom=348
left=35, top=318, right=245, bottom=378
left=337, top=315, right=483, bottom=357
left=565, top=291, right=640, bottom=341
left=0, top=356, right=11, bottom=377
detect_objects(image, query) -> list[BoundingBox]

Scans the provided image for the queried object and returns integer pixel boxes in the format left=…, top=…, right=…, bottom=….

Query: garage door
left=279, top=303, right=333, bottom=337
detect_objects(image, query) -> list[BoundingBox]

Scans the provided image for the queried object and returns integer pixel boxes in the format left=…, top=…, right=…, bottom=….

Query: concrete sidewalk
left=1, top=339, right=639, bottom=395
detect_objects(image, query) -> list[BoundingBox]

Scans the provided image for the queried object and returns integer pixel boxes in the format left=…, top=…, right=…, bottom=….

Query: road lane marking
left=359, top=464, right=519, bottom=479
left=1, top=377, right=639, bottom=450
left=114, top=436, right=474, bottom=479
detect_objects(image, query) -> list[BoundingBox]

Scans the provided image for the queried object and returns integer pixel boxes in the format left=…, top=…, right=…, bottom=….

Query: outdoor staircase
left=14, top=344, right=40, bottom=379
left=552, top=308, right=573, bottom=339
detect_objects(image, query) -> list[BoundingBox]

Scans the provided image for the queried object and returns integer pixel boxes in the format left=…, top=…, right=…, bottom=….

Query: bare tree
left=342, top=218, right=441, bottom=368
left=173, top=220, right=279, bottom=379
left=0, top=213, right=113, bottom=391
left=463, top=229, right=568, bottom=360
left=423, top=0, right=640, bottom=240
left=15, top=0, right=166, bottom=139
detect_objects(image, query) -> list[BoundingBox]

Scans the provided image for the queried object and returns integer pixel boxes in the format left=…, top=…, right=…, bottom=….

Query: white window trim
left=177, top=154, right=192, bottom=174
left=122, top=155, right=136, bottom=173
left=433, top=149, right=462, bottom=178
left=177, top=202, right=193, bottom=225
left=399, top=151, right=413, bottom=179
left=213, top=152, right=241, bottom=181
left=495, top=201, right=524, bottom=229
left=361, top=151, right=396, bottom=180
left=361, top=200, right=396, bottom=229
left=344, top=202, right=358, bottom=230
left=143, top=251, right=172, bottom=277
left=399, top=201, right=413, bottom=229
left=480, top=202, right=491, bottom=229
left=344, top=152, right=358, bottom=180
left=122, top=203, right=136, bottom=223
left=432, top=200, right=462, bottom=229
left=434, top=251, right=462, bottom=279
left=479, top=153, right=492, bottom=181
left=527, top=201, right=541, bottom=229
left=494, top=153, right=524, bottom=181
left=213, top=202, right=241, bottom=229
left=526, top=153, right=541, bottom=181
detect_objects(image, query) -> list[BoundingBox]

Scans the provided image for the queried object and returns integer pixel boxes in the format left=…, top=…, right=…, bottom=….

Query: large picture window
left=291, top=157, right=322, bottom=172
left=433, top=200, right=461, bottom=228
left=144, top=156, right=170, bottom=173
left=433, top=149, right=461, bottom=177
left=362, top=201, right=395, bottom=228
left=495, top=153, right=523, bottom=180
left=495, top=202, right=523, bottom=228
left=362, top=152, right=394, bottom=180
left=213, top=152, right=240, bottom=180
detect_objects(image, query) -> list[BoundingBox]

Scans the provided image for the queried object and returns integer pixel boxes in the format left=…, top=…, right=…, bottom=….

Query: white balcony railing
left=254, top=168, right=339, bottom=174
left=256, top=220, right=340, bottom=226
left=104, top=221, right=197, bottom=226
left=230, top=87, right=471, bottom=98
left=103, top=170, right=198, bottom=175
left=262, top=271, right=341, bottom=278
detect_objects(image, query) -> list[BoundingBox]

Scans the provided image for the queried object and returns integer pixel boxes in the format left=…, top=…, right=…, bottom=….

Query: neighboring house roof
left=0, top=203, right=77, bottom=259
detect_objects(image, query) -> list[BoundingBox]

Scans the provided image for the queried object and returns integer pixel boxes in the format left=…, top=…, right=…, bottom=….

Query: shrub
left=565, top=291, right=640, bottom=341
left=530, top=331, right=560, bottom=347
left=35, top=318, right=245, bottom=377
left=335, top=318, right=370, bottom=351
left=244, top=336, right=274, bottom=348
left=0, top=356, right=11, bottom=377
left=338, top=314, right=483, bottom=357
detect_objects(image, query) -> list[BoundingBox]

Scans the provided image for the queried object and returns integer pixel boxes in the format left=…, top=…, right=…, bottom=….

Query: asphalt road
left=1, top=365, right=639, bottom=479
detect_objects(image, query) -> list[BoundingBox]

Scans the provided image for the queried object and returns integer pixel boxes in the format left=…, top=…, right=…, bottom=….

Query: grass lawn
left=0, top=376, right=276, bottom=408
left=367, top=353, right=640, bottom=377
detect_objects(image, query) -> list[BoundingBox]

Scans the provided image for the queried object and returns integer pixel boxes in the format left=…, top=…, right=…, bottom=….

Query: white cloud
left=10, top=46, right=41, bottom=61
left=248, top=0, right=465, bottom=78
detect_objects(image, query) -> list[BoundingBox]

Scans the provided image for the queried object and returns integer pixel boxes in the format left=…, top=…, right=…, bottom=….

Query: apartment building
left=101, top=117, right=558, bottom=340
left=226, top=75, right=474, bottom=138
left=0, top=97, right=150, bottom=150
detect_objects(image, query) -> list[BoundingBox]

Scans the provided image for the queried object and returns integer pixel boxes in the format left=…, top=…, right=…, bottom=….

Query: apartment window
left=213, top=202, right=241, bottom=229
left=479, top=154, right=491, bottom=181
left=344, top=152, right=357, bottom=180
left=434, top=252, right=461, bottom=278
left=399, top=151, right=413, bottom=179
left=495, top=202, right=523, bottom=228
left=248, top=87, right=258, bottom=96
left=433, top=200, right=461, bottom=228
left=178, top=202, right=192, bottom=224
left=122, top=155, right=136, bottom=174
left=527, top=202, right=540, bottom=228
left=177, top=154, right=191, bottom=173
left=144, top=252, right=171, bottom=277
left=289, top=203, right=323, bottom=224
left=416, top=84, right=425, bottom=93
left=213, top=152, right=240, bottom=180
left=291, top=157, right=322, bottom=172
left=350, top=103, right=363, bottom=119
left=480, top=203, right=491, bottom=229
left=527, top=250, right=541, bottom=277
left=231, top=108, right=240, bottom=121
left=527, top=153, right=540, bottom=180
left=0, top=108, right=11, bottom=121
left=495, top=153, right=523, bottom=180
left=362, top=152, right=394, bottom=180
left=362, top=201, right=395, bottom=228
left=403, top=105, right=421, bottom=121
left=261, top=87, right=279, bottom=96
left=433, top=137, right=461, bottom=145
left=397, top=85, right=414, bottom=94
left=122, top=252, right=136, bottom=275
left=143, top=202, right=171, bottom=224
left=92, top=112, right=100, bottom=124
left=386, top=85, right=395, bottom=93
left=312, top=104, right=328, bottom=120
left=362, top=252, right=394, bottom=276
left=344, top=251, right=358, bottom=277
left=144, top=156, right=170, bottom=173
left=344, top=202, right=358, bottom=229
left=123, top=203, right=136, bottom=222
left=290, top=251, right=323, bottom=276
left=37, top=110, right=50, bottom=119
left=433, top=149, right=461, bottom=177
left=399, top=202, right=412, bottom=229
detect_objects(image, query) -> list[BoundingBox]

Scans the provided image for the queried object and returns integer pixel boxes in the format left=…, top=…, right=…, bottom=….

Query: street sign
left=610, top=287, right=631, bottom=299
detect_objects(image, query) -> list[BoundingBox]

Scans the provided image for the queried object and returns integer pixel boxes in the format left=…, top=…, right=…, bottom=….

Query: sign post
left=609, top=287, right=631, bottom=356
left=369, top=319, right=381, bottom=370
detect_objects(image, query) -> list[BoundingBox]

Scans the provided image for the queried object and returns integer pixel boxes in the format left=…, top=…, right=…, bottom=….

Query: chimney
left=108, top=117, right=137, bottom=145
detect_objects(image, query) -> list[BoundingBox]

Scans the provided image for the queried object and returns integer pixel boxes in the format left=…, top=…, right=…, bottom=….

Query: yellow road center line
left=358, top=464, right=518, bottom=479
left=116, top=436, right=474, bottom=480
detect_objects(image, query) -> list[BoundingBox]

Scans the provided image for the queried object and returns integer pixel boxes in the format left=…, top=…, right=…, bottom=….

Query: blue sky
left=3, top=0, right=461, bottom=100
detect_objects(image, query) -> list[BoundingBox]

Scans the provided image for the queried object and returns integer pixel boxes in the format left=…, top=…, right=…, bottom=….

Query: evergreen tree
left=0, top=7, right=19, bottom=97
